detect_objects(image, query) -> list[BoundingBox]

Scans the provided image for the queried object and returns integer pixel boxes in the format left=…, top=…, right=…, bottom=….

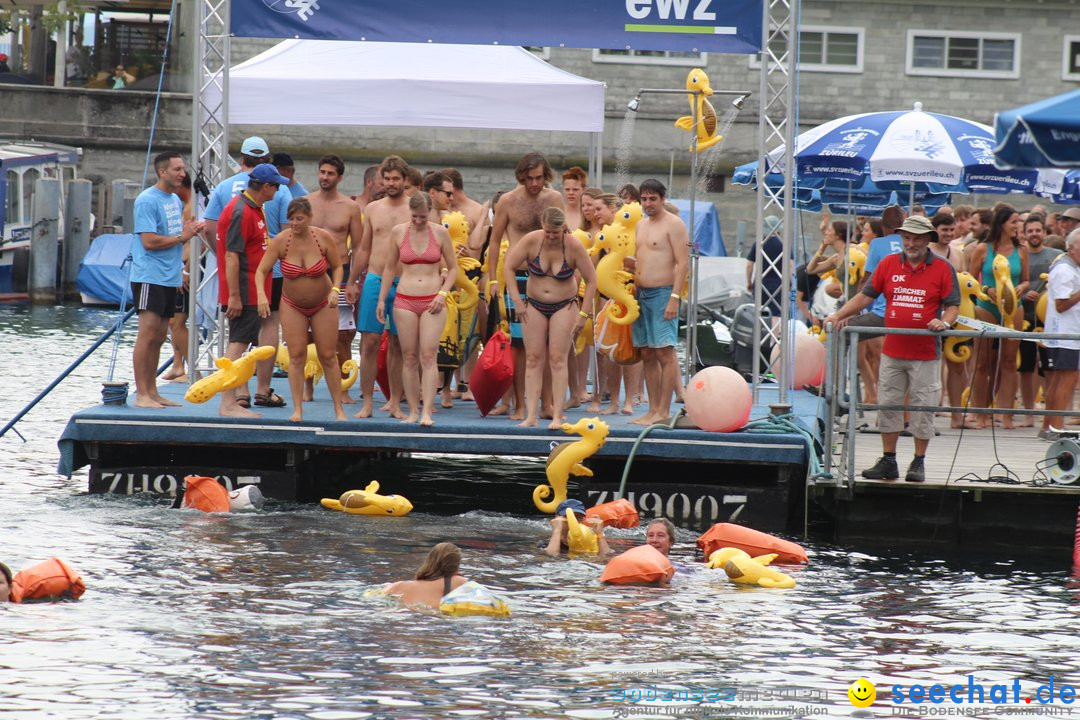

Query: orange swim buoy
left=182, top=475, right=230, bottom=513
left=600, top=545, right=674, bottom=585
left=10, top=558, right=85, bottom=603
left=696, top=523, right=809, bottom=565
left=376, top=329, right=391, bottom=401
left=586, top=498, right=640, bottom=529
left=469, top=329, right=515, bottom=417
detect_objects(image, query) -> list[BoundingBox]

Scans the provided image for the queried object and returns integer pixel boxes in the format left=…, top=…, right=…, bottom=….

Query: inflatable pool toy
left=182, top=475, right=230, bottom=513
left=10, top=558, right=85, bottom=603
left=590, top=203, right=643, bottom=326
left=320, top=481, right=413, bottom=516
left=586, top=498, right=640, bottom=529
left=469, top=329, right=514, bottom=416
left=1036, top=272, right=1049, bottom=328
left=696, top=523, right=809, bottom=564
left=684, top=366, right=752, bottom=432
left=593, top=300, right=640, bottom=365
left=600, top=545, right=674, bottom=585
left=564, top=507, right=600, bottom=554
left=847, top=246, right=867, bottom=285
left=341, top=359, right=359, bottom=391
left=808, top=324, right=827, bottom=343
left=376, top=329, right=391, bottom=401
left=571, top=228, right=594, bottom=252
left=992, top=253, right=1018, bottom=329
left=945, top=271, right=989, bottom=363
left=533, top=417, right=609, bottom=513
left=674, top=68, right=723, bottom=153
left=438, top=292, right=463, bottom=369
left=439, top=580, right=512, bottom=617
left=228, top=484, right=264, bottom=512
left=276, top=343, right=355, bottom=389
left=705, top=547, right=777, bottom=569
left=184, top=345, right=276, bottom=403
left=443, top=211, right=481, bottom=313
left=771, top=332, right=826, bottom=388
left=722, top=552, right=796, bottom=589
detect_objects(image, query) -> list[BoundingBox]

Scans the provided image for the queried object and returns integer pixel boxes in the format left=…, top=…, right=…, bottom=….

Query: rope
left=743, top=412, right=829, bottom=482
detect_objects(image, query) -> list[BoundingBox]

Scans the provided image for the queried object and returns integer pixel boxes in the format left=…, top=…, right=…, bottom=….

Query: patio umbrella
left=765, top=102, right=1044, bottom=195
left=994, top=89, right=1080, bottom=169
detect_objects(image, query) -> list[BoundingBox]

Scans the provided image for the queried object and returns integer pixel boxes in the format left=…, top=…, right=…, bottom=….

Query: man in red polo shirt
left=825, top=216, right=960, bottom=482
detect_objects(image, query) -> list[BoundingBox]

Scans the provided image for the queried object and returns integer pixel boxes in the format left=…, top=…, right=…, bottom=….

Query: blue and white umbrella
left=766, top=102, right=1048, bottom=194
left=994, top=89, right=1080, bottom=169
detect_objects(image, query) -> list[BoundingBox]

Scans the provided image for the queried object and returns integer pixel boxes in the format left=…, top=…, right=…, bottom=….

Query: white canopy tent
left=222, top=39, right=605, bottom=132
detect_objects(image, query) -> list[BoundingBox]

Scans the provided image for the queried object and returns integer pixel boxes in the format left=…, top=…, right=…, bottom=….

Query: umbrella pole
left=909, top=181, right=915, bottom=213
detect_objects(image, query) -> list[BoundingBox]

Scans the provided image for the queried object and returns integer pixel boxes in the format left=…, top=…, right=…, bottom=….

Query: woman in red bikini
left=503, top=207, right=597, bottom=429
left=256, top=198, right=346, bottom=423
left=376, top=193, right=457, bottom=426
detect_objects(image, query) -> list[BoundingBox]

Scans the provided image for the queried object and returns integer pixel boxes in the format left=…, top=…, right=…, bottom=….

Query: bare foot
left=290, top=411, right=303, bottom=423
left=518, top=418, right=538, bottom=427
left=621, top=403, right=634, bottom=415
left=566, top=398, right=581, bottom=410
left=420, top=416, right=434, bottom=427
left=587, top=401, right=602, bottom=412
left=490, top=403, right=510, bottom=417
left=303, top=389, right=314, bottom=402
left=1016, top=418, right=1034, bottom=428
left=601, top=405, right=617, bottom=415
left=341, top=393, right=356, bottom=405
left=630, top=412, right=659, bottom=426
left=387, top=405, right=405, bottom=420
left=354, top=401, right=374, bottom=419
left=220, top=405, right=261, bottom=418
left=152, top=395, right=181, bottom=407
left=511, top=410, right=525, bottom=421
left=541, top=407, right=553, bottom=420
left=380, top=401, right=392, bottom=412
left=547, top=417, right=564, bottom=430
left=462, top=391, right=474, bottom=402
left=161, top=367, right=186, bottom=381
left=632, top=394, right=643, bottom=406
left=133, top=394, right=165, bottom=409
left=402, top=413, right=419, bottom=424
left=441, top=396, right=454, bottom=409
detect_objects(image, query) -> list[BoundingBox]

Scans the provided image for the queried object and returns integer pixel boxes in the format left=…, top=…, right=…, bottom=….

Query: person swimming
left=543, top=498, right=610, bottom=557
left=385, top=542, right=467, bottom=609
left=0, top=561, right=11, bottom=602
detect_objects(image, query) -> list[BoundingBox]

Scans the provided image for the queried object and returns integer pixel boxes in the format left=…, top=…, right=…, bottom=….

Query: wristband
left=579, top=310, right=590, bottom=319
left=438, top=290, right=449, bottom=298
left=670, top=293, right=680, bottom=301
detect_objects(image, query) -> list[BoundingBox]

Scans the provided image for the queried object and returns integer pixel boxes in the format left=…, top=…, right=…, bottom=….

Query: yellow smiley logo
left=848, top=678, right=876, bottom=708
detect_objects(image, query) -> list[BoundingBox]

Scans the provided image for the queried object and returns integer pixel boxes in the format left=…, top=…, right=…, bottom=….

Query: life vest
left=585, top=498, right=640, bottom=529
left=696, top=523, right=808, bottom=565
left=439, top=580, right=512, bottom=617
left=10, top=558, right=85, bottom=603
left=469, top=329, right=514, bottom=416
left=600, top=545, right=674, bottom=585
left=182, top=475, right=230, bottom=513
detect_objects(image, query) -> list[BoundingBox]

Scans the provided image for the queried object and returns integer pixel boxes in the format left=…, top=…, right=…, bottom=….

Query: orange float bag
left=600, top=545, right=674, bottom=585
left=696, top=522, right=809, bottom=564
left=11, top=558, right=86, bottom=603
left=586, top=498, right=640, bottom=529
left=594, top=301, right=641, bottom=366
left=376, top=329, right=391, bottom=401
left=182, top=475, right=230, bottom=513
left=469, top=329, right=514, bottom=417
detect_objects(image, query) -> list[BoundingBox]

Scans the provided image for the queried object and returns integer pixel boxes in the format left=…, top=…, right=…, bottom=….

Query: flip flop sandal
left=254, top=389, right=286, bottom=407
left=236, top=394, right=251, bottom=409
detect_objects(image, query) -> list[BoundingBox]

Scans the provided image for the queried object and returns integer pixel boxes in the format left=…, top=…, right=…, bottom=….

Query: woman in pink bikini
left=376, top=193, right=457, bottom=426
left=256, top=198, right=346, bottom=423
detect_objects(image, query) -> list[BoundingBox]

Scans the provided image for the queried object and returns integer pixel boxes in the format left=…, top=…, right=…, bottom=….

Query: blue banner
left=231, top=0, right=763, bottom=54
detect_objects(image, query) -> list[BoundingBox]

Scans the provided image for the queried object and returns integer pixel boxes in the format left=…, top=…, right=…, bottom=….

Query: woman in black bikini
left=256, top=198, right=346, bottom=423
left=503, top=207, right=597, bottom=429
left=385, top=542, right=468, bottom=610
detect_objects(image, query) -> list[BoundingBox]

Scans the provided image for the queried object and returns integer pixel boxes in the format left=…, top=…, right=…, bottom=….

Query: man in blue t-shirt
left=202, top=136, right=290, bottom=407
left=273, top=152, right=309, bottom=199
left=131, top=151, right=204, bottom=409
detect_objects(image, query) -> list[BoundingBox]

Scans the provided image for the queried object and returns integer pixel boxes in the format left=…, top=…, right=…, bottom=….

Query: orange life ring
left=585, top=498, right=640, bottom=529
left=696, top=523, right=808, bottom=565
left=182, top=475, right=230, bottom=513
left=600, top=545, right=674, bottom=585
left=11, top=558, right=85, bottom=603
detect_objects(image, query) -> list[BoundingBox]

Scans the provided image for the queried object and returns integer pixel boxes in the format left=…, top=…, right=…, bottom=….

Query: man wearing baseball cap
left=272, top=152, right=309, bottom=200
left=825, top=215, right=960, bottom=483
left=543, top=499, right=609, bottom=556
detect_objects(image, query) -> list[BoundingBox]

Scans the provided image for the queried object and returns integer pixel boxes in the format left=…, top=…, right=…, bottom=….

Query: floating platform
left=58, top=381, right=824, bottom=532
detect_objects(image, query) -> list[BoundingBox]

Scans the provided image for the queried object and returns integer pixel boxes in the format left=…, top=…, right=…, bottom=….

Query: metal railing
left=820, top=324, right=1080, bottom=489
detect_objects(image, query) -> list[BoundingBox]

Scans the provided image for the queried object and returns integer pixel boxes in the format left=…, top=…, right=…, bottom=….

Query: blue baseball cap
left=250, top=163, right=290, bottom=186
left=556, top=499, right=587, bottom=517
left=240, top=136, right=270, bottom=157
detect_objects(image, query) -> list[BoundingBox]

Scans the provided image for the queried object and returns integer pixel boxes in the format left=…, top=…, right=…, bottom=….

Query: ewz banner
left=230, top=0, right=763, bottom=55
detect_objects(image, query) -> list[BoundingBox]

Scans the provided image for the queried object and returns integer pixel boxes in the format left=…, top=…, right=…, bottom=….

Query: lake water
left=3, top=303, right=1080, bottom=720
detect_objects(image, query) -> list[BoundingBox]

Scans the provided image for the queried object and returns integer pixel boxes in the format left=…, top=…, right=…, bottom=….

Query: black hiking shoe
left=861, top=455, right=899, bottom=481
left=905, top=457, right=926, bottom=483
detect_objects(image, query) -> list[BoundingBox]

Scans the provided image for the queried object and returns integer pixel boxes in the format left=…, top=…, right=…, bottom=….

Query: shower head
left=732, top=94, right=750, bottom=110
left=627, top=95, right=641, bottom=112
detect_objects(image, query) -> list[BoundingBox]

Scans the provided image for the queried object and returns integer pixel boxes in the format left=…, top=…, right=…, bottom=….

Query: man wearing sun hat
left=543, top=499, right=610, bottom=556
left=825, top=215, right=960, bottom=483
left=1059, top=208, right=1080, bottom=240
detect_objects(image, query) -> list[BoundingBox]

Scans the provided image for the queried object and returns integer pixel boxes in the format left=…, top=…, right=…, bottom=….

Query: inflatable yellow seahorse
left=847, top=246, right=867, bottom=285
left=992, top=254, right=1018, bottom=329
left=277, top=343, right=356, bottom=389
left=1036, top=272, right=1049, bottom=328
left=533, top=417, right=610, bottom=513
left=443, top=211, right=480, bottom=313
left=185, top=346, right=276, bottom=403
left=944, top=272, right=989, bottom=363
left=722, top=551, right=796, bottom=589
left=706, top=547, right=778, bottom=569
left=320, top=481, right=413, bottom=516
left=674, top=68, right=723, bottom=153
left=590, top=202, right=643, bottom=326
left=564, top=507, right=599, bottom=554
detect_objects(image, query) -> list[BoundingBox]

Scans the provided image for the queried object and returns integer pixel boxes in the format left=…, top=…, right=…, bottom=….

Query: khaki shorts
left=877, top=354, right=940, bottom=439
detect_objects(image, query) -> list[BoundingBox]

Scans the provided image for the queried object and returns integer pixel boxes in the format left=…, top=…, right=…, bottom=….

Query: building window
left=593, top=48, right=707, bottom=67
left=749, top=26, right=863, bottom=73
left=906, top=30, right=1020, bottom=79
left=1064, top=36, right=1080, bottom=80
left=523, top=46, right=551, bottom=61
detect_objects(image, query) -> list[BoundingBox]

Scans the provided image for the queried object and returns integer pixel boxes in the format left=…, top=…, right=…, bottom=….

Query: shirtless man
left=352, top=164, right=383, bottom=213
left=560, top=166, right=587, bottom=231
left=345, top=155, right=411, bottom=418
left=632, top=179, right=688, bottom=425
left=488, top=152, right=565, bottom=418
left=306, top=154, right=364, bottom=400
left=404, top=166, right=423, bottom=197
left=423, top=171, right=454, bottom=220
left=442, top=167, right=484, bottom=232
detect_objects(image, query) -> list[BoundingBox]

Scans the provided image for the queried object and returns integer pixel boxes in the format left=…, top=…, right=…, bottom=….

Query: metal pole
left=686, top=95, right=699, bottom=382
left=845, top=327, right=858, bottom=488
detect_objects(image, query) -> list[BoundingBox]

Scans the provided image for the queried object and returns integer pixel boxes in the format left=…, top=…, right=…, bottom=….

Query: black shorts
left=1018, top=339, right=1047, bottom=375
left=1046, top=347, right=1080, bottom=372
left=271, top=276, right=283, bottom=313
left=174, top=289, right=189, bottom=315
left=224, top=305, right=261, bottom=346
left=132, top=282, right=177, bottom=319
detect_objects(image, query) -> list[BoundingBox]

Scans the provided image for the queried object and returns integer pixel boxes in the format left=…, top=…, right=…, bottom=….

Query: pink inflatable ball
left=770, top=333, right=826, bottom=388
left=684, top=366, right=752, bottom=432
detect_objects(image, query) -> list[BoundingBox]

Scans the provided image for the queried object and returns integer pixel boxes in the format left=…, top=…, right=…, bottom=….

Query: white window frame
left=748, top=24, right=863, bottom=74
left=592, top=48, right=707, bottom=67
left=905, top=29, right=1021, bottom=80
left=1063, top=35, right=1080, bottom=81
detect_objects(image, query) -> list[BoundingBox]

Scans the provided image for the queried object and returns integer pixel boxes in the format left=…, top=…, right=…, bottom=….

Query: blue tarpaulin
left=671, top=198, right=725, bottom=257
left=77, top=234, right=133, bottom=305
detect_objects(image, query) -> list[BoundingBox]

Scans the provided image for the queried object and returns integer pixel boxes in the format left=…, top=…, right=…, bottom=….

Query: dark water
left=3, top=304, right=1080, bottom=720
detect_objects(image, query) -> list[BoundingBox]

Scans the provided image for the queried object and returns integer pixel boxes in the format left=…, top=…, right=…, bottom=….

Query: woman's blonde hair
left=414, top=542, right=461, bottom=580
left=541, top=207, right=566, bottom=230
left=409, top=192, right=432, bottom=212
